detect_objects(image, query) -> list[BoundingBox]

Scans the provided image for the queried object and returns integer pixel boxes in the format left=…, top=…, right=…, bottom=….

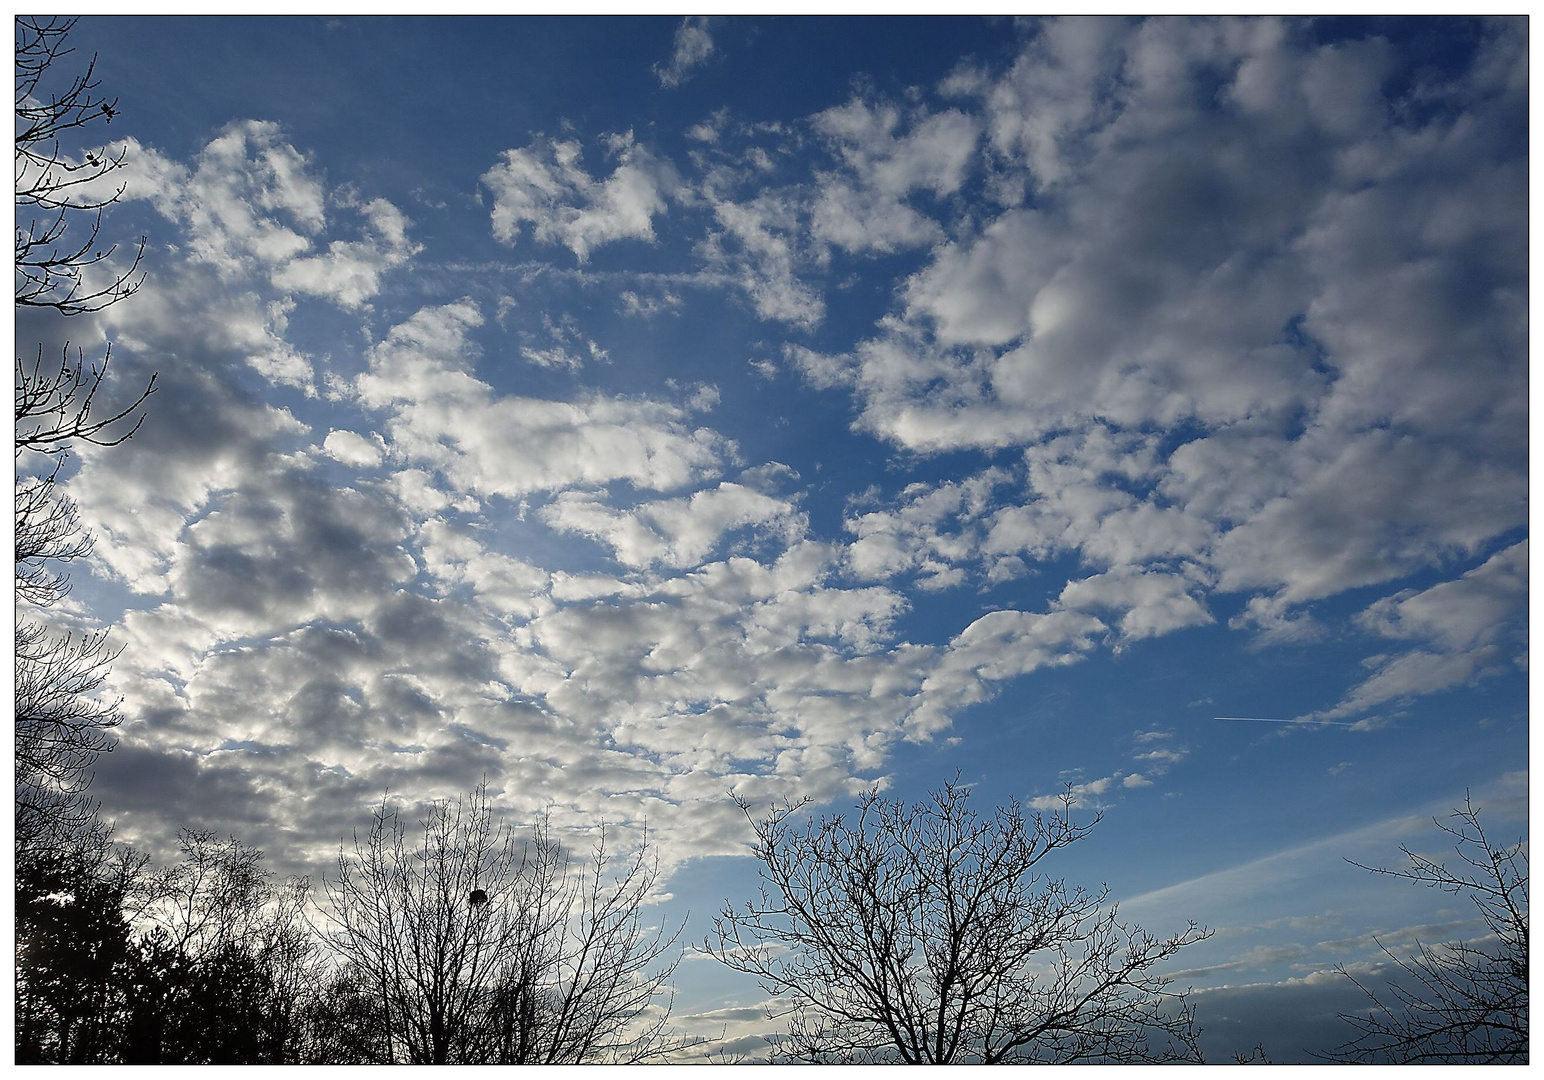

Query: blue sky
left=24, top=15, right=1528, bottom=1061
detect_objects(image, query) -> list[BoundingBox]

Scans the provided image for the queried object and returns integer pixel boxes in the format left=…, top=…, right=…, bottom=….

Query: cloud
left=843, top=469, right=1011, bottom=584
left=700, top=191, right=824, bottom=328
left=519, top=313, right=609, bottom=370
left=270, top=196, right=420, bottom=309
left=111, top=121, right=416, bottom=313
left=481, top=132, right=680, bottom=261
left=1057, top=567, right=1213, bottom=643
left=767, top=17, right=1525, bottom=720
left=618, top=288, right=683, bottom=318
left=1318, top=542, right=1527, bottom=721
left=1356, top=541, right=1526, bottom=653
left=808, top=99, right=979, bottom=254
left=655, top=16, right=715, bottom=88
left=1026, top=770, right=1130, bottom=810
left=909, top=608, right=1105, bottom=739
left=49, top=19, right=1527, bottom=919
left=353, top=301, right=731, bottom=499
left=69, top=357, right=310, bottom=593
left=322, top=429, right=384, bottom=468
left=541, top=482, right=806, bottom=570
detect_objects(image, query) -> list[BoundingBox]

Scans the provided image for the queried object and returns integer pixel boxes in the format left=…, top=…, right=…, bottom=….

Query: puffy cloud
left=542, top=482, right=806, bottom=570
left=322, top=429, right=384, bottom=468
left=354, top=301, right=731, bottom=499
left=655, top=16, right=715, bottom=88
left=270, top=197, right=420, bottom=309
left=1026, top=770, right=1130, bottom=810
left=700, top=191, right=824, bottom=328
left=1057, top=567, right=1213, bottom=643
left=1323, top=648, right=1503, bottom=721
left=69, top=358, right=310, bottom=593
left=618, top=288, right=683, bottom=319
left=1211, top=432, right=1524, bottom=607
left=518, top=312, right=609, bottom=370
left=482, top=132, right=680, bottom=261
left=688, top=97, right=977, bottom=326
left=119, top=121, right=417, bottom=314
left=55, top=18, right=1528, bottom=892
left=809, top=100, right=979, bottom=254
left=175, top=120, right=326, bottom=273
left=1357, top=541, right=1526, bottom=652
left=776, top=17, right=1525, bottom=718
left=903, top=209, right=1064, bottom=347
left=910, top=608, right=1106, bottom=738
left=844, top=470, right=1009, bottom=583
left=980, top=17, right=1131, bottom=190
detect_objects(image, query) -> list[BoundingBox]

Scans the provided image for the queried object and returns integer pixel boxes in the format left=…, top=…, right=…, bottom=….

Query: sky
left=19, top=14, right=1529, bottom=1062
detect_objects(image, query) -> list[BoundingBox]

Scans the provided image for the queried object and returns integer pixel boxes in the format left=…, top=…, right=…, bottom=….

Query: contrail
left=1215, top=716, right=1359, bottom=727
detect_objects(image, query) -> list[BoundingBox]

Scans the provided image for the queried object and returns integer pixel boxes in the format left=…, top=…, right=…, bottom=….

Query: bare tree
left=14, top=620, right=122, bottom=854
left=17, top=344, right=155, bottom=456
left=16, top=16, right=144, bottom=315
left=320, top=783, right=689, bottom=1064
left=1328, top=795, right=1527, bottom=1064
left=14, top=15, right=156, bottom=857
left=708, top=780, right=1209, bottom=1063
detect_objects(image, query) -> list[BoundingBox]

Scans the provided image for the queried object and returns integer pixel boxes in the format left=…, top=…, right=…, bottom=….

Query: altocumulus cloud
left=57, top=17, right=1525, bottom=891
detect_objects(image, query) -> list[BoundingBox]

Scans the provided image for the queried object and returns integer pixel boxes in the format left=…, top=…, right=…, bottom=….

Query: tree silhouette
left=121, top=831, right=319, bottom=1064
left=14, top=823, right=145, bottom=1063
left=708, top=780, right=1209, bottom=1063
left=14, top=15, right=157, bottom=860
left=16, top=16, right=145, bottom=315
left=320, top=782, right=691, bottom=1063
left=1328, top=795, right=1527, bottom=1064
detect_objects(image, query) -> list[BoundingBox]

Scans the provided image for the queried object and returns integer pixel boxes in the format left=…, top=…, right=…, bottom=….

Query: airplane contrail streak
left=1214, top=716, right=1359, bottom=727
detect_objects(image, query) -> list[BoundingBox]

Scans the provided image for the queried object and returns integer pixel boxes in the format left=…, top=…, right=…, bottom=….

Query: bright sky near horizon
left=21, top=15, right=1528, bottom=1061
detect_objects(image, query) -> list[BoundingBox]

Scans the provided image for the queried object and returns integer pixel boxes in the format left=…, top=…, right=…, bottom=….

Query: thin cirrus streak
left=1215, top=717, right=1359, bottom=727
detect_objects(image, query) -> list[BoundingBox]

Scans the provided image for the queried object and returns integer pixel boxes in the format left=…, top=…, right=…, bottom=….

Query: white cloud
left=618, top=289, right=683, bottom=319
left=772, top=16, right=1525, bottom=711
left=482, top=132, right=679, bottom=261
left=1027, top=770, right=1130, bottom=810
left=354, top=301, right=730, bottom=499
left=1057, top=567, right=1213, bottom=643
left=70, top=358, right=310, bottom=594
left=177, top=120, right=326, bottom=272
left=48, top=19, right=1527, bottom=903
left=1356, top=541, right=1526, bottom=652
left=843, top=470, right=1008, bottom=584
left=270, top=197, right=420, bottom=309
left=322, top=429, right=384, bottom=468
left=1317, top=542, right=1526, bottom=720
left=519, top=312, right=609, bottom=370
left=701, top=191, right=824, bottom=328
left=910, top=608, right=1105, bottom=738
left=542, top=483, right=805, bottom=570
left=808, top=99, right=979, bottom=254
left=655, top=16, right=715, bottom=88
left=103, top=120, right=417, bottom=320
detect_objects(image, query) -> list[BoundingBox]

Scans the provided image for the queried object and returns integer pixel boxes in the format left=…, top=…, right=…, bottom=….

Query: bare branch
left=707, top=778, right=1208, bottom=1063
left=1327, top=795, right=1527, bottom=1064
left=317, top=783, right=694, bottom=1063
left=15, top=17, right=146, bottom=316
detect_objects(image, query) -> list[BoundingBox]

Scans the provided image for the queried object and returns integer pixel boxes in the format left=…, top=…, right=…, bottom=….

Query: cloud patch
left=655, top=16, right=715, bottom=88
left=482, top=132, right=679, bottom=261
